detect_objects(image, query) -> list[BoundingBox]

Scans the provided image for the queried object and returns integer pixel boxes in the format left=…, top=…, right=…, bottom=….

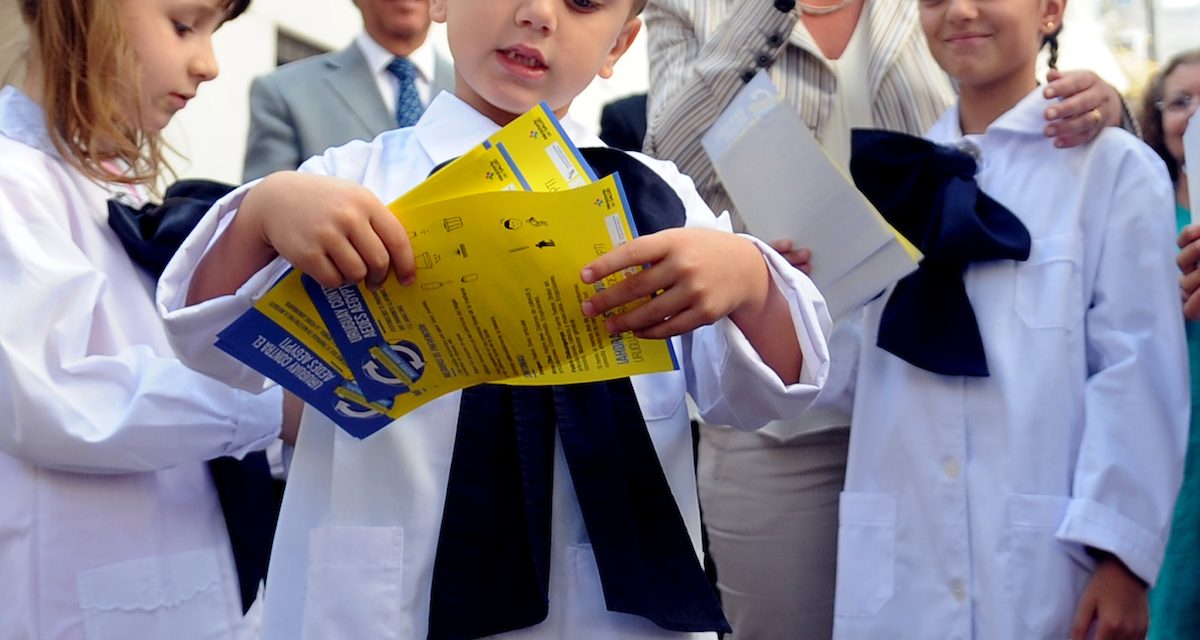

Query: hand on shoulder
left=1043, top=69, right=1125, bottom=148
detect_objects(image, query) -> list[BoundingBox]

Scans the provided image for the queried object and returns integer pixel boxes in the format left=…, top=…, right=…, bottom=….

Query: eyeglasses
left=1156, top=92, right=1197, bottom=114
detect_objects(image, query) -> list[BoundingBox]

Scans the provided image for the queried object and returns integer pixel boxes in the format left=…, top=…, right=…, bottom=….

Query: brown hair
left=18, top=0, right=250, bottom=187
left=1139, top=48, right=1200, bottom=184
left=630, top=0, right=648, bottom=16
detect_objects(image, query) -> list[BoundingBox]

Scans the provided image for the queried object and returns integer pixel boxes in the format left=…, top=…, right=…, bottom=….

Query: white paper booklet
left=701, top=71, right=920, bottom=319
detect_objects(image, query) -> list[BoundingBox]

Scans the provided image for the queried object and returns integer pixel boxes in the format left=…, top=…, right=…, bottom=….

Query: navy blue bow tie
left=427, top=148, right=730, bottom=639
left=108, top=179, right=280, bottom=613
left=107, top=179, right=236, bottom=278
left=849, top=129, right=1032, bottom=377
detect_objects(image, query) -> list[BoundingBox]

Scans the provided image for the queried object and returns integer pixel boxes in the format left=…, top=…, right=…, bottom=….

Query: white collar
left=0, top=85, right=58, bottom=157
left=930, top=86, right=1050, bottom=141
left=411, top=92, right=601, bottom=168
left=355, top=31, right=436, bottom=84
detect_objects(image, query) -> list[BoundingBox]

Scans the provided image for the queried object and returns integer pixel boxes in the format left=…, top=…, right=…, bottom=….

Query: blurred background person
left=1142, top=47, right=1200, bottom=640
left=242, top=0, right=453, bottom=181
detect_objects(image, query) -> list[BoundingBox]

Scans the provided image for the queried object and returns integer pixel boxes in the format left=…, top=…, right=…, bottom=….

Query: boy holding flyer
left=158, top=0, right=831, bottom=638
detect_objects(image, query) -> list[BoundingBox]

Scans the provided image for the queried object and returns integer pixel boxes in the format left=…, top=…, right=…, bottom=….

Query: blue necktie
left=386, top=57, right=424, bottom=128
left=427, top=148, right=730, bottom=640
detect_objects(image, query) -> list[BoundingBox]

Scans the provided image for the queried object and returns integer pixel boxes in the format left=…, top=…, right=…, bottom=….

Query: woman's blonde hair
left=18, top=0, right=249, bottom=186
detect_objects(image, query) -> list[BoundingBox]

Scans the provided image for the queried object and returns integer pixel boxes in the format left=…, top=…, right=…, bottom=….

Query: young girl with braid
left=818, top=0, right=1189, bottom=637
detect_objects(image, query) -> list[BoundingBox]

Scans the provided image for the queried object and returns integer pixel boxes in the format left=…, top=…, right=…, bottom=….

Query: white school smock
left=158, top=92, right=832, bottom=640
left=0, top=85, right=282, bottom=640
left=824, top=88, right=1188, bottom=640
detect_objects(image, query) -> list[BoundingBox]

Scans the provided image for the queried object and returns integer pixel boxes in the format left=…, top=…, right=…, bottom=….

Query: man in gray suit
left=244, top=0, right=454, bottom=181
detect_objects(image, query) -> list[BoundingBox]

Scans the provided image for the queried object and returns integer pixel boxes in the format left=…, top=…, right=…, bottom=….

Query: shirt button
left=756, top=53, right=772, bottom=67
left=951, top=580, right=967, bottom=602
left=741, top=69, right=757, bottom=83
left=768, top=33, right=785, bottom=47
left=774, top=0, right=796, bottom=12
left=943, top=457, right=961, bottom=479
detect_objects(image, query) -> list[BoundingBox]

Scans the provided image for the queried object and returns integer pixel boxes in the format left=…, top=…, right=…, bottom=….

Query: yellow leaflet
left=253, top=279, right=354, bottom=381
left=364, top=176, right=677, bottom=418
left=393, top=144, right=525, bottom=210
left=484, top=101, right=593, bottom=193
left=251, top=144, right=526, bottom=385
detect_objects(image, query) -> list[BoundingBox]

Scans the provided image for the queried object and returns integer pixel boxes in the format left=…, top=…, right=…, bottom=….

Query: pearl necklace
left=797, top=0, right=857, bottom=16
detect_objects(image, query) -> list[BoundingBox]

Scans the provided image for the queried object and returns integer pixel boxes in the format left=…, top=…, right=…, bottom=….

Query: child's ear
left=1040, top=0, right=1066, bottom=35
left=429, top=0, right=448, bottom=24
left=597, top=17, right=641, bottom=80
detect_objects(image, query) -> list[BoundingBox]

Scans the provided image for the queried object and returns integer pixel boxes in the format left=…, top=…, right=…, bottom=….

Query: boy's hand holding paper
left=216, top=104, right=679, bottom=437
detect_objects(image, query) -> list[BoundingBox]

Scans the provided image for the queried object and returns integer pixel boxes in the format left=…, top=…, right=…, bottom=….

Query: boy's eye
left=173, top=20, right=195, bottom=35
left=567, top=0, right=599, bottom=12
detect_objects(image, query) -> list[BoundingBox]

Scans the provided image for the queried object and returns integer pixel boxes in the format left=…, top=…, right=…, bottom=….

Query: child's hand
left=1067, top=554, right=1148, bottom=640
left=769, top=238, right=812, bottom=274
left=1042, top=69, right=1122, bottom=148
left=242, top=172, right=416, bottom=289
left=580, top=228, right=802, bottom=382
left=580, top=228, right=770, bottom=339
left=1179, top=224, right=1200, bottom=320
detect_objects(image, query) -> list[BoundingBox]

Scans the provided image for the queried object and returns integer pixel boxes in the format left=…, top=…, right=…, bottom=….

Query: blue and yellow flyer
left=216, top=104, right=678, bottom=438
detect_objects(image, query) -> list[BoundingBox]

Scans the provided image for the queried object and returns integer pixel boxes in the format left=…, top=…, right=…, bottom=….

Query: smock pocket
left=76, top=548, right=232, bottom=640
left=1006, top=494, right=1091, bottom=638
left=833, top=492, right=896, bottom=617
left=564, top=543, right=679, bottom=639
left=1015, top=234, right=1082, bottom=329
left=300, top=526, right=407, bottom=640
left=630, top=371, right=686, bottom=421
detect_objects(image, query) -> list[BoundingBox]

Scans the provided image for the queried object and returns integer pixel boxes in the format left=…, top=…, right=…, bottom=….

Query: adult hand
left=1043, top=69, right=1123, bottom=148
left=769, top=238, right=813, bottom=274
left=1178, top=224, right=1200, bottom=320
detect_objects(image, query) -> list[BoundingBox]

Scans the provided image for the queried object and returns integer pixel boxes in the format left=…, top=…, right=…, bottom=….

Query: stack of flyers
left=216, top=103, right=680, bottom=438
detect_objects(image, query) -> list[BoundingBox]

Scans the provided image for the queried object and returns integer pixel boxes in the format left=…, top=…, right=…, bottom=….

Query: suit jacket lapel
left=324, top=45, right=394, bottom=137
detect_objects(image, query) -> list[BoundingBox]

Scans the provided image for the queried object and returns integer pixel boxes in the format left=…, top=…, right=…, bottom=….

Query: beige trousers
left=698, top=425, right=850, bottom=640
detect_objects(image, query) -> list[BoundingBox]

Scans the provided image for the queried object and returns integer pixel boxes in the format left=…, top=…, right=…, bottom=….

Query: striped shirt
left=644, top=0, right=955, bottom=230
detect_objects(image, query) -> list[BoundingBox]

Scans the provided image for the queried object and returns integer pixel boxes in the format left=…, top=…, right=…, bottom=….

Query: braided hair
left=1043, top=25, right=1062, bottom=71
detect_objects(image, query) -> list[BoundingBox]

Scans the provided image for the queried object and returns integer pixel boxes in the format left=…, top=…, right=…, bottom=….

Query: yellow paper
left=243, top=104, right=676, bottom=424
left=364, top=176, right=676, bottom=418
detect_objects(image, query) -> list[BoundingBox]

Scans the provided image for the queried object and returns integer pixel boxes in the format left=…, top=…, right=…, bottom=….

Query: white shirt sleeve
left=1055, top=153, right=1190, bottom=586
left=0, top=169, right=281, bottom=474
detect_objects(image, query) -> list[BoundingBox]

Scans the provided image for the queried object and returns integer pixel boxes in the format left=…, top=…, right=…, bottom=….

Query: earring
left=1045, top=21, right=1055, bottom=31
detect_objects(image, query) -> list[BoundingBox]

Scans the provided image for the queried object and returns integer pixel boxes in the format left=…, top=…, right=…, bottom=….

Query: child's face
left=430, top=0, right=641, bottom=125
left=119, top=0, right=226, bottom=133
left=919, top=0, right=1064, bottom=96
left=1161, top=62, right=1200, bottom=167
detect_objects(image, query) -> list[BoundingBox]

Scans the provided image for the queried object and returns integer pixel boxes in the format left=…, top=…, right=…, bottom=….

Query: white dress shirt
left=0, top=85, right=282, bottom=640
left=825, top=88, right=1188, bottom=640
left=356, top=31, right=439, bottom=112
left=159, top=92, right=831, bottom=640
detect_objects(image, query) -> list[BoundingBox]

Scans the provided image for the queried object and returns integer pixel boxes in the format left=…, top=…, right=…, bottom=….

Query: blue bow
left=427, top=148, right=729, bottom=639
left=849, top=129, right=1031, bottom=377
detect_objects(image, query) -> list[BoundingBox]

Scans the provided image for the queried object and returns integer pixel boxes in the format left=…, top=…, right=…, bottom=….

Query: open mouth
left=500, top=46, right=547, bottom=70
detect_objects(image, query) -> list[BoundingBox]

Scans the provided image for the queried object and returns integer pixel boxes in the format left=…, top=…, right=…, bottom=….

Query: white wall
left=165, top=0, right=651, bottom=185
